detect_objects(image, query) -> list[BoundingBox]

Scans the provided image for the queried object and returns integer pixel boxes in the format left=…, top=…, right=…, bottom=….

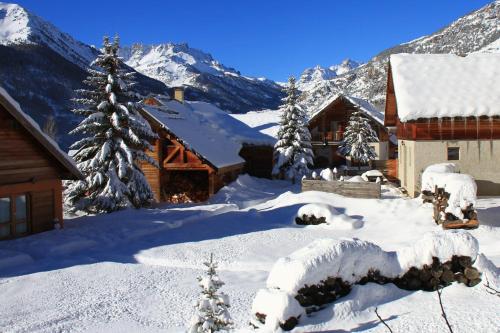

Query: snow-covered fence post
left=189, top=253, right=233, bottom=333
left=272, top=76, right=314, bottom=183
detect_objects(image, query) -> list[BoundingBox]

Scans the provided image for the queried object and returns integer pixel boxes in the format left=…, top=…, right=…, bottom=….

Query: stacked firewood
left=422, top=186, right=478, bottom=228
left=163, top=172, right=209, bottom=203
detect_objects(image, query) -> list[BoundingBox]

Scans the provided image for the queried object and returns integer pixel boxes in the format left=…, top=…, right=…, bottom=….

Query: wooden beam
left=0, top=179, right=61, bottom=196
left=164, top=163, right=212, bottom=170
left=163, top=146, right=180, bottom=164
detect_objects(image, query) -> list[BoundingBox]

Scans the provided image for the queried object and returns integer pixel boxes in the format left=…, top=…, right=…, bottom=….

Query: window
left=447, top=147, right=460, bottom=161
left=0, top=194, right=29, bottom=239
left=0, top=197, right=10, bottom=238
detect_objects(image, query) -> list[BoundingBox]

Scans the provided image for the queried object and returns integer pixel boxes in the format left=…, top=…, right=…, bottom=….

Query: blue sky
left=15, top=0, right=492, bottom=81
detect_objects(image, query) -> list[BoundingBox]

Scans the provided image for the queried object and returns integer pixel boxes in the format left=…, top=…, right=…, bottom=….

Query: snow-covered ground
left=0, top=175, right=499, bottom=332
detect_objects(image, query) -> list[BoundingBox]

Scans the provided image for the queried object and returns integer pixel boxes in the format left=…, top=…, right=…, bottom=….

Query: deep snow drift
left=0, top=175, right=499, bottom=332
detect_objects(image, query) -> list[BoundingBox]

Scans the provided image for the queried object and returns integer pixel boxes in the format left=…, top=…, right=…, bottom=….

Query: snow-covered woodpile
left=421, top=163, right=479, bottom=229
left=295, top=203, right=363, bottom=229
left=251, top=230, right=480, bottom=331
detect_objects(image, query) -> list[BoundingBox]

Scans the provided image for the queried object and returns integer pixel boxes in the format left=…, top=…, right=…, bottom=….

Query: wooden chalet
left=0, top=87, right=82, bottom=240
left=139, top=89, right=275, bottom=203
left=385, top=53, right=500, bottom=196
left=308, top=94, right=393, bottom=168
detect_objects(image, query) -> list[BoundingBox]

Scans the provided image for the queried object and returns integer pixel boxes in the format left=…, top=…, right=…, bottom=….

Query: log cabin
left=385, top=53, right=500, bottom=197
left=0, top=87, right=82, bottom=240
left=308, top=94, right=393, bottom=168
left=139, top=89, right=275, bottom=203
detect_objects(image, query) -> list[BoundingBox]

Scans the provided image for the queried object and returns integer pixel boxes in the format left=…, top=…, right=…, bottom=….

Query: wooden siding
left=140, top=138, right=161, bottom=202
left=302, top=179, right=381, bottom=199
left=31, top=190, right=55, bottom=233
left=0, top=179, right=62, bottom=239
left=384, top=64, right=398, bottom=127
left=396, top=117, right=500, bottom=141
left=0, top=105, right=63, bottom=185
left=239, top=145, right=273, bottom=179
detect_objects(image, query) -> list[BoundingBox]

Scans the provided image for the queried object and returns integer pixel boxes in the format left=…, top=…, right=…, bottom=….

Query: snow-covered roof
left=390, top=53, right=500, bottom=122
left=310, top=94, right=385, bottom=125
left=141, top=97, right=274, bottom=169
left=0, top=86, right=83, bottom=179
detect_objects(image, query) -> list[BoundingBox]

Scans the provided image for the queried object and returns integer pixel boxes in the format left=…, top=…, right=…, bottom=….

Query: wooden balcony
left=312, top=131, right=344, bottom=143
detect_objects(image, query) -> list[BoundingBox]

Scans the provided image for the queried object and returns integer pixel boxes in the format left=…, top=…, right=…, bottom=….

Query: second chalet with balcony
left=308, top=94, right=393, bottom=168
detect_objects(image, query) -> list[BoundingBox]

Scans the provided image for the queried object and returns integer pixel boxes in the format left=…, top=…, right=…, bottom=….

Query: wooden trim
left=0, top=179, right=61, bottom=196
left=163, top=146, right=181, bottom=164
left=217, top=163, right=245, bottom=174
left=0, top=93, right=83, bottom=180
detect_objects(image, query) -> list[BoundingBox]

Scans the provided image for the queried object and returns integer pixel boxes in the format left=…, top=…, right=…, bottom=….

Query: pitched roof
left=0, top=86, right=83, bottom=180
left=390, top=53, right=500, bottom=122
left=141, top=97, right=275, bottom=169
left=310, top=94, right=385, bottom=125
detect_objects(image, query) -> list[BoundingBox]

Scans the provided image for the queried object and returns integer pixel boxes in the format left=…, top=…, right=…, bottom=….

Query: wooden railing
left=312, top=131, right=344, bottom=142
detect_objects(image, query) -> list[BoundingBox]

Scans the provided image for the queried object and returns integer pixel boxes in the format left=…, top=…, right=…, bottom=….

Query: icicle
left=427, top=118, right=431, bottom=137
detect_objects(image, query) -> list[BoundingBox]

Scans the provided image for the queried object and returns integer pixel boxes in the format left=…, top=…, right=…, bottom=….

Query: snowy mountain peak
left=0, top=2, right=96, bottom=68
left=0, top=2, right=31, bottom=44
left=119, top=42, right=283, bottom=113
left=297, top=58, right=361, bottom=91
left=120, top=42, right=241, bottom=87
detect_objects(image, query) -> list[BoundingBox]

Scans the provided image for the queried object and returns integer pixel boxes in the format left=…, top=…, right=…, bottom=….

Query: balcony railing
left=312, top=131, right=344, bottom=142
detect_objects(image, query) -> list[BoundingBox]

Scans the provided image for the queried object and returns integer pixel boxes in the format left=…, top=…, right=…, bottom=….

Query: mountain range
left=0, top=1, right=499, bottom=150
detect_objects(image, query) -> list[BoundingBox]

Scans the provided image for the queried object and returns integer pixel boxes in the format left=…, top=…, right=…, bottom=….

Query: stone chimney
left=172, top=86, right=184, bottom=103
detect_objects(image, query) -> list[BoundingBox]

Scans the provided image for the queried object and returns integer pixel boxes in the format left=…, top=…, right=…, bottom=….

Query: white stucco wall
left=369, top=141, right=389, bottom=161
left=399, top=139, right=500, bottom=197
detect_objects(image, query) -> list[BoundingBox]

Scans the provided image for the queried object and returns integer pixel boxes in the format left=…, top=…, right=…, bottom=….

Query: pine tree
left=65, top=36, right=158, bottom=213
left=338, top=108, right=378, bottom=168
left=189, top=253, right=233, bottom=333
left=272, top=76, right=314, bottom=182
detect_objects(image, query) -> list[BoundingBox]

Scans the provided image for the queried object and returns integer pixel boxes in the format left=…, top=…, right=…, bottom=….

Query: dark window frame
left=447, top=147, right=460, bottom=161
left=0, top=193, right=30, bottom=240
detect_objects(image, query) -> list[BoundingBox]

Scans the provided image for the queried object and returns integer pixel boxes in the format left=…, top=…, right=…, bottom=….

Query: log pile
left=163, top=172, right=209, bottom=203
left=295, top=214, right=327, bottom=225
left=253, top=253, right=481, bottom=331
left=258, top=254, right=481, bottom=331
left=423, top=186, right=478, bottom=229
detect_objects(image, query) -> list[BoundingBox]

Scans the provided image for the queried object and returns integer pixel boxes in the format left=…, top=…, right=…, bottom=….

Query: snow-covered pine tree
left=272, top=76, right=314, bottom=182
left=189, top=253, right=233, bottom=333
left=338, top=108, right=378, bottom=168
left=65, top=36, right=158, bottom=213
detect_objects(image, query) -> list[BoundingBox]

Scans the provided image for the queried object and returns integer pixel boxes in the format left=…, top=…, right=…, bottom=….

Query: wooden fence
left=301, top=179, right=381, bottom=199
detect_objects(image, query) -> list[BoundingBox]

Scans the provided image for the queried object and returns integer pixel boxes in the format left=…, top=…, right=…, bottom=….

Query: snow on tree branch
left=65, top=35, right=158, bottom=213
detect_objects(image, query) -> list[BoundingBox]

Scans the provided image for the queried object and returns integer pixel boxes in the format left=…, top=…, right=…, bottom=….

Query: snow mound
left=362, top=169, right=384, bottom=178
left=296, top=204, right=363, bottom=229
left=0, top=249, right=34, bottom=271
left=251, top=289, right=305, bottom=330
left=319, top=168, right=334, bottom=181
left=421, top=163, right=477, bottom=219
left=396, top=230, right=479, bottom=272
left=346, top=175, right=366, bottom=183
left=254, top=230, right=480, bottom=328
left=266, top=238, right=398, bottom=293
